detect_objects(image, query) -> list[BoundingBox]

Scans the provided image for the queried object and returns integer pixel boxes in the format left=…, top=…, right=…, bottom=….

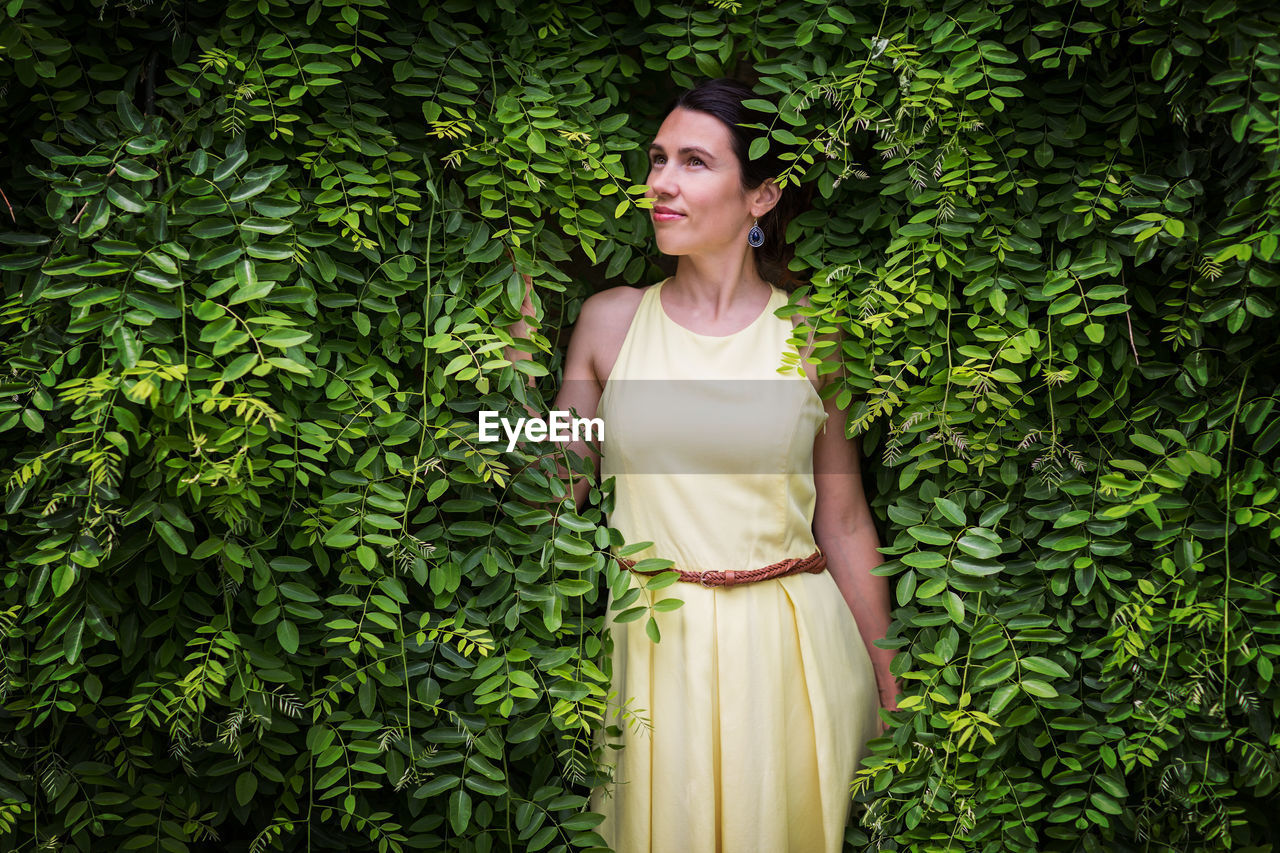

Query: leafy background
left=1, top=0, right=1279, bottom=851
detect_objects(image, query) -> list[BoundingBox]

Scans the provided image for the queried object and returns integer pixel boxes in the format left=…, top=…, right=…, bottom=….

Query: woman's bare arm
left=500, top=268, right=602, bottom=514
left=502, top=265, right=541, bottom=395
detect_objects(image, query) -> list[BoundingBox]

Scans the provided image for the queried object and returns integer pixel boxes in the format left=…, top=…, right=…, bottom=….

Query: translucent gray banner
left=482, top=378, right=859, bottom=475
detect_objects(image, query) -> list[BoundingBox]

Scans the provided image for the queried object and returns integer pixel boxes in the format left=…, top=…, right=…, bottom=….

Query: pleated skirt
left=588, top=568, right=882, bottom=853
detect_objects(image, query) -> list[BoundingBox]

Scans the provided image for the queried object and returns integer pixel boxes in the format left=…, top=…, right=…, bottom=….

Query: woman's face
left=645, top=107, right=756, bottom=257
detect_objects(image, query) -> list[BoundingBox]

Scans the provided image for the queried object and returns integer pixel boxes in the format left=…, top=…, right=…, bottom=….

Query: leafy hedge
left=2, top=0, right=1279, bottom=851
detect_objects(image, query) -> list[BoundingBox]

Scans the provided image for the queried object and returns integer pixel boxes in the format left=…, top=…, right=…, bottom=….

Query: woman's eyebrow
left=648, top=144, right=716, bottom=161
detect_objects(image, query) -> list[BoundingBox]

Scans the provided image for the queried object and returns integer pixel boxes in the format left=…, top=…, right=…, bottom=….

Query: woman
left=504, top=77, right=901, bottom=852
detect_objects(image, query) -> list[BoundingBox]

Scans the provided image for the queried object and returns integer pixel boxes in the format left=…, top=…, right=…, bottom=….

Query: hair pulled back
left=661, top=77, right=813, bottom=292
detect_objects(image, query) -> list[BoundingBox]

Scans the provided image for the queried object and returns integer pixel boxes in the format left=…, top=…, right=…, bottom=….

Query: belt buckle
left=698, top=571, right=717, bottom=588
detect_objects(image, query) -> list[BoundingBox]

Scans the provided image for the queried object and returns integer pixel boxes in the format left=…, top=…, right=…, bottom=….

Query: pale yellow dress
left=587, top=276, right=882, bottom=853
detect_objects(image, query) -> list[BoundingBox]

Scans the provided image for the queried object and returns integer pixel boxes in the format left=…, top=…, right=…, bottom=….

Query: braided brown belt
left=615, top=548, right=827, bottom=588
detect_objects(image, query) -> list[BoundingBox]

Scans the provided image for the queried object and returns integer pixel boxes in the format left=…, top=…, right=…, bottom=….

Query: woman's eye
left=650, top=155, right=703, bottom=167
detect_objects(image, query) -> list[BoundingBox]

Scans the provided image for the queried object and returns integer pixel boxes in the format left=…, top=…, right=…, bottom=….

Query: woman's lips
left=652, top=211, right=684, bottom=221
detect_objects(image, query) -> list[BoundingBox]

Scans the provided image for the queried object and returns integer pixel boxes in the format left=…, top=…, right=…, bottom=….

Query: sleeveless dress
left=587, top=276, right=882, bottom=853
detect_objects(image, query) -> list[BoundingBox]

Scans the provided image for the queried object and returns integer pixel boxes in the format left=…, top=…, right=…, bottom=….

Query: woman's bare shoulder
left=578, top=284, right=651, bottom=387
left=579, top=283, right=649, bottom=336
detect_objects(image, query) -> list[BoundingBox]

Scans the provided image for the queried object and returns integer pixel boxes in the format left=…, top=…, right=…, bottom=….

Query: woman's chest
left=600, top=376, right=824, bottom=475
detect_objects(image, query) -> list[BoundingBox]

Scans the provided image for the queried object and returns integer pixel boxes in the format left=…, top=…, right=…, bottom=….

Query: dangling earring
left=747, top=217, right=764, bottom=247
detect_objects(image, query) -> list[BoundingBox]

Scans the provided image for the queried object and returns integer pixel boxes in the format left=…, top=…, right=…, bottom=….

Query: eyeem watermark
left=478, top=410, right=603, bottom=452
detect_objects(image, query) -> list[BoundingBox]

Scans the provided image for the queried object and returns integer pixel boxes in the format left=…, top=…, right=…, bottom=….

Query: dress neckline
left=655, top=276, right=778, bottom=339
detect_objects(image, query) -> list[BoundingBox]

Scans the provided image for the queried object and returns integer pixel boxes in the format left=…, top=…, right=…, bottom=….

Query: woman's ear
left=751, top=177, right=782, bottom=218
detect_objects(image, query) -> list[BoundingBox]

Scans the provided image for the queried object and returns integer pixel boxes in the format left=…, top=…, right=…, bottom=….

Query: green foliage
left=0, top=0, right=1278, bottom=852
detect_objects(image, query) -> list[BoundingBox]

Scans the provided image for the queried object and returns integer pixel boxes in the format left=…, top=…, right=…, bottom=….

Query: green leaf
left=277, top=620, right=299, bottom=654
left=228, top=280, right=275, bottom=304
left=934, top=497, right=966, bottom=526
left=908, top=525, right=953, bottom=546
left=107, top=184, right=149, bottom=213
left=86, top=604, right=116, bottom=641
left=84, top=672, right=103, bottom=703
left=506, top=714, right=546, bottom=743
left=956, top=534, right=1000, bottom=560
left=261, top=329, right=312, bottom=348
left=1020, top=678, right=1059, bottom=698
left=1130, top=433, right=1165, bottom=454
left=989, top=683, right=1020, bottom=714
left=235, top=773, right=258, bottom=807
left=607, top=603, right=652, bottom=636
left=951, top=556, right=1002, bottom=576
left=1023, top=655, right=1069, bottom=678
left=116, top=90, right=144, bottom=132
left=280, top=582, right=320, bottom=603
left=895, top=570, right=917, bottom=605
left=902, top=551, right=947, bottom=569
left=1090, top=790, right=1123, bottom=815
left=265, top=356, right=312, bottom=375
left=526, top=128, right=545, bottom=154
left=943, top=590, right=965, bottom=623
left=154, top=519, right=188, bottom=554
left=63, top=619, right=84, bottom=664
left=450, top=521, right=492, bottom=538
left=464, top=774, right=507, bottom=796
left=21, top=409, right=44, bottom=432
left=116, top=158, right=159, bottom=181
left=230, top=173, right=276, bottom=203
left=213, top=149, right=248, bottom=182
left=449, top=788, right=472, bottom=835
left=221, top=353, right=258, bottom=381
left=125, top=292, right=182, bottom=318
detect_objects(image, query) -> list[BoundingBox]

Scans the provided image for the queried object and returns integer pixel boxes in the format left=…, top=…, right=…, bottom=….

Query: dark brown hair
left=661, top=77, right=814, bottom=292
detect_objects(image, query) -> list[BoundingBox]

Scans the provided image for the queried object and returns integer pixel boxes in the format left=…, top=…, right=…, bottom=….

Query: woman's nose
left=647, top=168, right=676, bottom=199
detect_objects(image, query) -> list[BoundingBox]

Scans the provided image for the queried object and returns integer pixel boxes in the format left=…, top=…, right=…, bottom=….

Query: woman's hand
left=501, top=248, right=538, bottom=390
